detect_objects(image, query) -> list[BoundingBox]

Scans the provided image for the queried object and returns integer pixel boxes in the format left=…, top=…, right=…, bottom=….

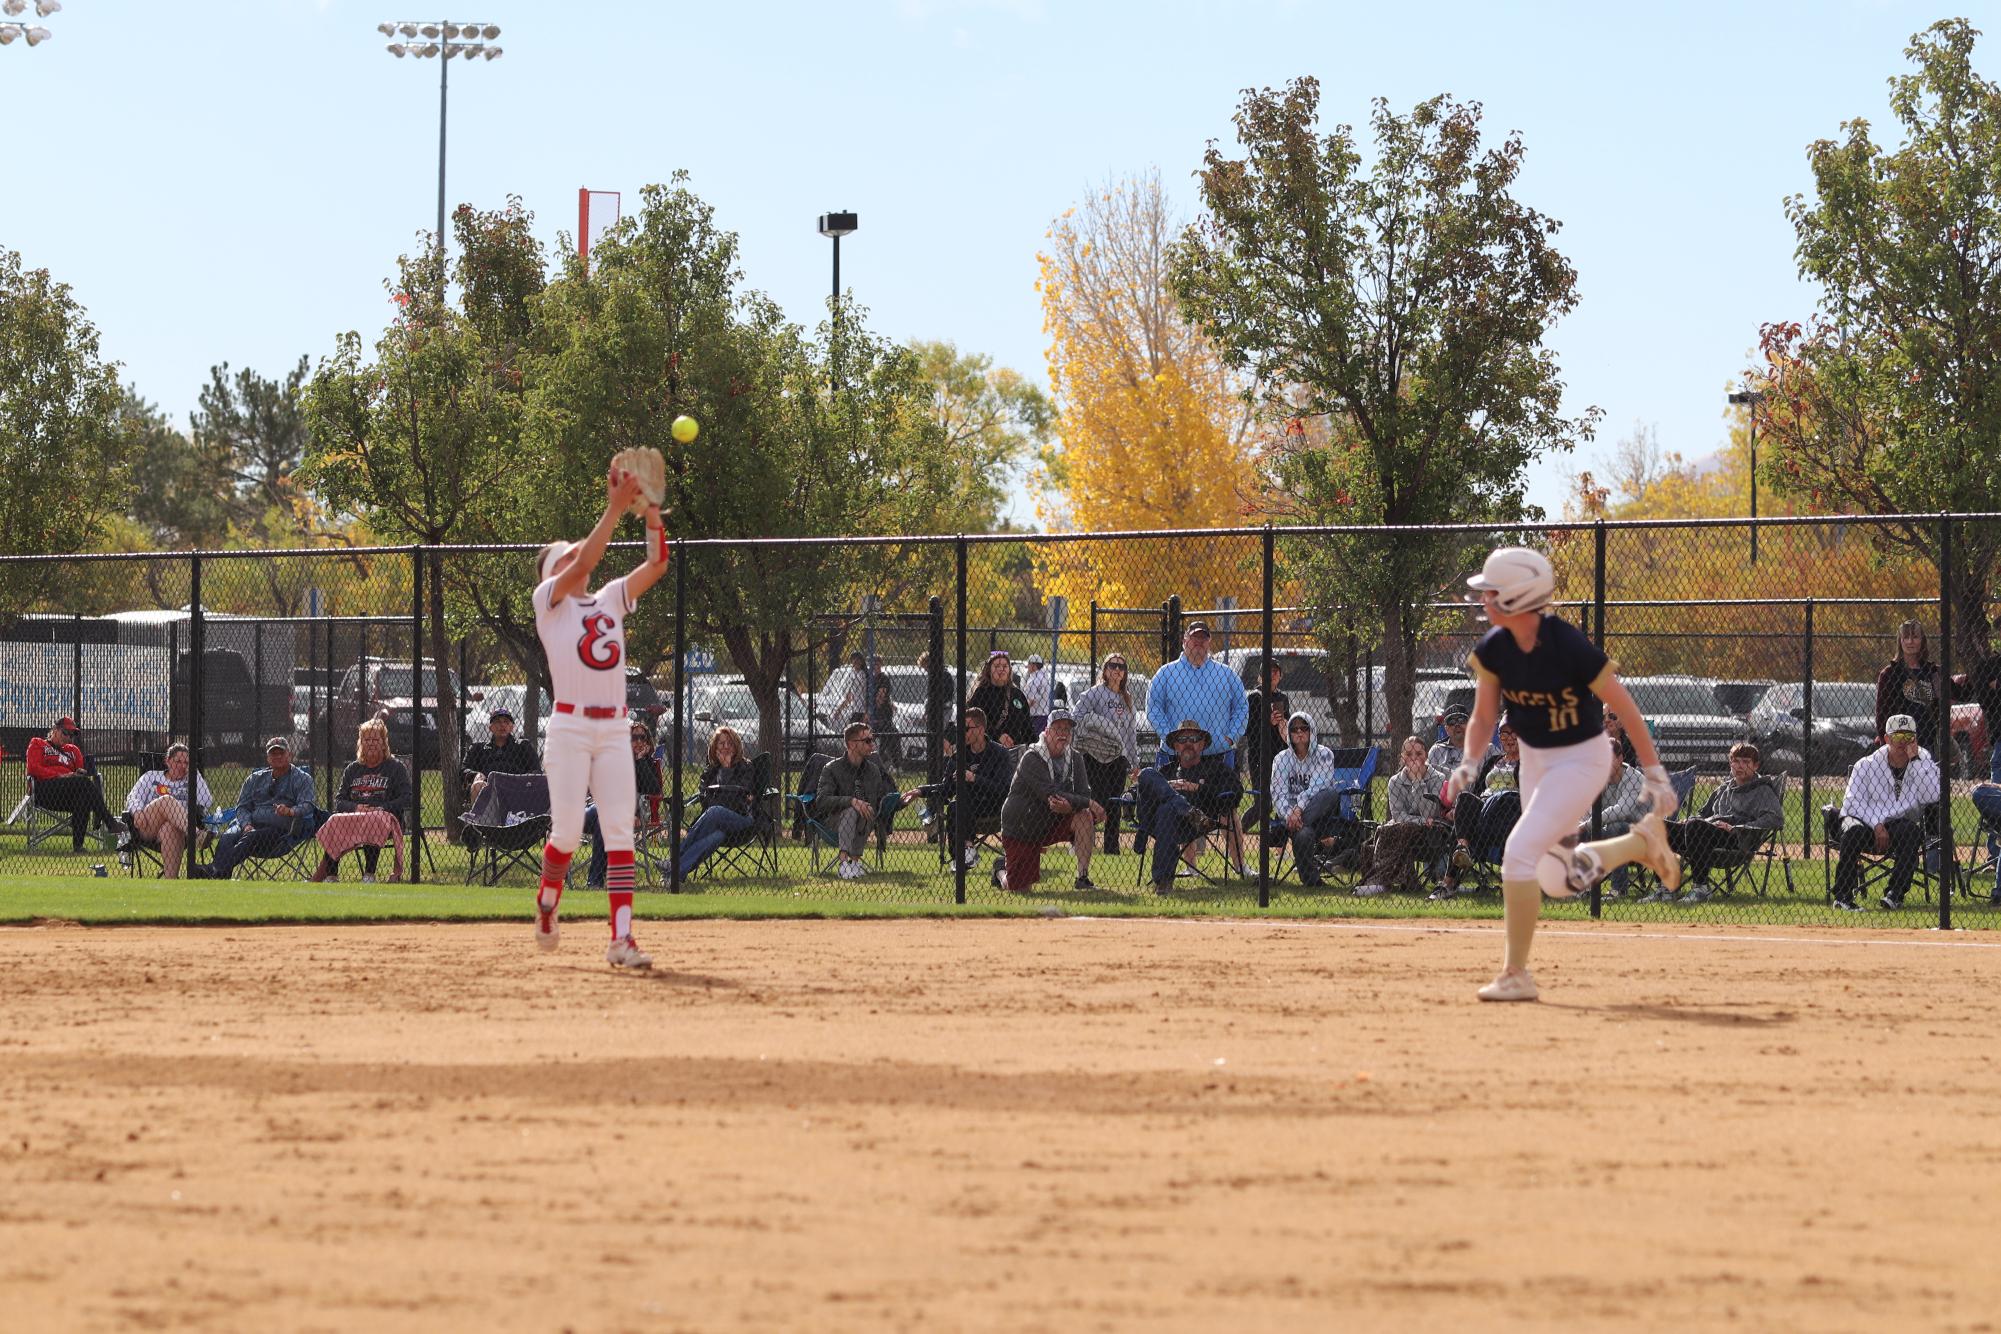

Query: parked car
left=1618, top=676, right=1748, bottom=773
left=686, top=677, right=830, bottom=768
left=1746, top=681, right=1878, bottom=777
left=626, top=669, right=669, bottom=730
left=331, top=656, right=463, bottom=764
left=1713, top=678, right=1778, bottom=722
left=463, top=684, right=552, bottom=748
left=171, top=648, right=262, bottom=763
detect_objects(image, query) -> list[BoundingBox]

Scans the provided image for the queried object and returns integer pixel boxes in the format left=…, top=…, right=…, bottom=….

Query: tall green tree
left=1170, top=80, right=1597, bottom=739
left=530, top=178, right=970, bottom=750
left=302, top=202, right=545, bottom=820
left=1755, top=17, right=2001, bottom=665
left=910, top=338, right=1052, bottom=527
left=122, top=385, right=234, bottom=548
left=0, top=247, right=131, bottom=612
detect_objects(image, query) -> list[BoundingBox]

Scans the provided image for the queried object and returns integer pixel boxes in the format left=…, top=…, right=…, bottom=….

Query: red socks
left=607, top=850, right=634, bottom=938
left=537, top=844, right=573, bottom=912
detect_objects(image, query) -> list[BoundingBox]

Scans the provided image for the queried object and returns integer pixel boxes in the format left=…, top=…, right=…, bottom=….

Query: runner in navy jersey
left=1447, top=547, right=1679, bottom=1002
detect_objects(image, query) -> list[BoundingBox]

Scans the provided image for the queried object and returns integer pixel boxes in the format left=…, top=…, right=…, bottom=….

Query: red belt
left=554, top=702, right=622, bottom=719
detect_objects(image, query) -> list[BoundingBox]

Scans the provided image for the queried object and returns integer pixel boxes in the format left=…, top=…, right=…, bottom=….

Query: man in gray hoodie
left=1665, top=741, right=1785, bottom=902
left=1264, top=711, right=1341, bottom=886
left=996, top=709, right=1104, bottom=892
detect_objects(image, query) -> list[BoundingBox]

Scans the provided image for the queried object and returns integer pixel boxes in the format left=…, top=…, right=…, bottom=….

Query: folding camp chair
left=462, top=770, right=553, bottom=886
left=16, top=773, right=116, bottom=852
left=1958, top=794, right=2001, bottom=905
left=689, top=752, right=781, bottom=881
left=787, top=752, right=899, bottom=874
left=1121, top=770, right=1249, bottom=890
left=1259, top=746, right=1381, bottom=887
left=1821, top=801, right=1949, bottom=907
left=1701, top=773, right=1794, bottom=899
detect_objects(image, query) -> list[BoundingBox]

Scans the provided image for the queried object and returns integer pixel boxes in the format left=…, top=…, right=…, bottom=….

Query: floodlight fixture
left=482, top=44, right=499, bottom=59
left=480, top=23, right=498, bottom=38
left=380, top=20, right=508, bottom=277
left=0, top=2, right=25, bottom=16
left=35, top=0, right=59, bottom=13
left=387, top=41, right=407, bottom=55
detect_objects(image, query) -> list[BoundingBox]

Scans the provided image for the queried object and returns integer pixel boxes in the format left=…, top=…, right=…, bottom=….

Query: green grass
left=7, top=766, right=1998, bottom=928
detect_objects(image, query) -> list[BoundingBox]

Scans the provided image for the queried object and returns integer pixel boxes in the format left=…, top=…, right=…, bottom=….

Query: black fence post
left=1802, top=597, right=1816, bottom=851
left=1590, top=520, right=1607, bottom=918
left=409, top=547, right=423, bottom=884
left=1088, top=599, right=1098, bottom=675
left=1258, top=525, right=1274, bottom=909
left=251, top=623, right=265, bottom=752
left=954, top=536, right=968, bottom=906
left=321, top=614, right=336, bottom=811
left=187, top=554, right=204, bottom=880
left=1939, top=514, right=1954, bottom=931
left=70, top=613, right=82, bottom=724
left=1164, top=595, right=1181, bottom=664
left=927, top=596, right=945, bottom=788
left=670, top=539, right=686, bottom=892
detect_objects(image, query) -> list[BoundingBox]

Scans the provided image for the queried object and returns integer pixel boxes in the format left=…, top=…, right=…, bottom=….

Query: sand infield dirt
left=1, top=915, right=1997, bottom=1332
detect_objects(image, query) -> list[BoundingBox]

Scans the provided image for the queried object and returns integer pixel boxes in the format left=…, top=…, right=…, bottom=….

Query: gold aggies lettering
left=1503, top=685, right=1581, bottom=734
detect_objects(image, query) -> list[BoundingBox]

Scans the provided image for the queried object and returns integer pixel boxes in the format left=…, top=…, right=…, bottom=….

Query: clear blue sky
left=5, top=0, right=1982, bottom=523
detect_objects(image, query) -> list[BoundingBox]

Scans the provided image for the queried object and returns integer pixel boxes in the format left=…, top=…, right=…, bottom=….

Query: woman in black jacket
left=966, top=650, right=1031, bottom=748
left=1876, top=619, right=1951, bottom=746
left=674, top=726, right=758, bottom=879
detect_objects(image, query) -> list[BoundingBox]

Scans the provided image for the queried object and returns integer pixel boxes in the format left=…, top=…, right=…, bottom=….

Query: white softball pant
left=1503, top=732, right=1613, bottom=886
left=544, top=712, right=635, bottom=856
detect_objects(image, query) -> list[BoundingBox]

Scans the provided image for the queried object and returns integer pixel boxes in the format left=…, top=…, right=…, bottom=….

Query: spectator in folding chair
left=967, top=650, right=1032, bottom=749
left=1264, top=711, right=1337, bottom=886
left=672, top=725, right=758, bottom=880
left=1355, top=736, right=1451, bottom=897
left=201, top=737, right=318, bottom=879
left=1973, top=776, right=2001, bottom=908
left=1829, top=715, right=1939, bottom=912
left=817, top=720, right=927, bottom=881
left=1426, top=705, right=1494, bottom=777
left=310, top=718, right=411, bottom=883
left=937, top=707, right=1012, bottom=871
left=582, top=720, right=664, bottom=889
left=1579, top=747, right=1646, bottom=900
left=120, top=743, right=213, bottom=879
left=1073, top=654, right=1141, bottom=855
left=1663, top=742, right=1784, bottom=903
left=1439, top=721, right=1524, bottom=895
left=462, top=705, right=541, bottom=813
left=1021, top=653, right=1053, bottom=739
left=1135, top=721, right=1242, bottom=894
left=27, top=716, right=119, bottom=852
left=993, top=709, right=1103, bottom=892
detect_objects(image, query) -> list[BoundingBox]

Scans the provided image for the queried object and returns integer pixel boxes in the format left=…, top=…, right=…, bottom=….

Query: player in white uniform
left=1447, top=547, right=1680, bottom=1002
left=532, top=464, right=669, bottom=968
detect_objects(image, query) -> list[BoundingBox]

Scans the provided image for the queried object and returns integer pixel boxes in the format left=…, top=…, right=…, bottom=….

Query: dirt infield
left=3, top=917, right=1997, bottom=1332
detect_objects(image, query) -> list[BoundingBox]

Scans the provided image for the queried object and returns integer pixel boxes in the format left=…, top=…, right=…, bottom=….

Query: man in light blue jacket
left=1146, top=621, right=1249, bottom=768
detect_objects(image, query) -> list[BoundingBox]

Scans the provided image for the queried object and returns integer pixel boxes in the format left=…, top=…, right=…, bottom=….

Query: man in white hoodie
left=1830, top=713, right=1940, bottom=911
left=1265, top=711, right=1340, bottom=886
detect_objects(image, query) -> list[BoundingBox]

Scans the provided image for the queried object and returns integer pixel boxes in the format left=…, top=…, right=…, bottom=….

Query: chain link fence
left=4, top=514, right=1998, bottom=928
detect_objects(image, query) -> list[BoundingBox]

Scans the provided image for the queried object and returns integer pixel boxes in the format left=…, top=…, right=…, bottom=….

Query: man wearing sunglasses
left=1829, top=713, right=1939, bottom=912
left=816, top=720, right=925, bottom=880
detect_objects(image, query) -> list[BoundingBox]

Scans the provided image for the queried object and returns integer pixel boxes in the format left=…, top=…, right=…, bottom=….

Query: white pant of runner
left=1504, top=732, right=1613, bottom=895
left=544, top=712, right=635, bottom=857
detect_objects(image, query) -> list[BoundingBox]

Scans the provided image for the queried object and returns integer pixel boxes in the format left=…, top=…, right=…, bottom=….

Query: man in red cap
left=27, top=717, right=118, bottom=852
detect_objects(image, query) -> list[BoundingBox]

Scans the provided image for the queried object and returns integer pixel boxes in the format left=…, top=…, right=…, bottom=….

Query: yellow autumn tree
left=1550, top=411, right=1938, bottom=681
left=1032, top=172, right=1257, bottom=611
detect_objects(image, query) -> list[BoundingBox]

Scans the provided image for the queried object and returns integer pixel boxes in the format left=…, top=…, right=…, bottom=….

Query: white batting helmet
left=1467, top=546, right=1555, bottom=614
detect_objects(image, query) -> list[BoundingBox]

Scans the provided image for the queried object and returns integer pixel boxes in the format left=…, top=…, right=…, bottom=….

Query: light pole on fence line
left=380, top=19, right=503, bottom=271
left=1728, top=388, right=1766, bottom=563
left=0, top=0, right=59, bottom=48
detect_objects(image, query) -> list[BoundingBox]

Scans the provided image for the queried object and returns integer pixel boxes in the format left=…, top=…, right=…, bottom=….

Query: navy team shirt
left=1468, top=615, right=1612, bottom=749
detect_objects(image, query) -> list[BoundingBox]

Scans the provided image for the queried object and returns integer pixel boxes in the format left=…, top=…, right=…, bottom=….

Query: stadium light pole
left=817, top=212, right=858, bottom=313
left=1728, top=388, right=1766, bottom=563
left=379, top=19, right=503, bottom=271
left=0, top=0, right=61, bottom=49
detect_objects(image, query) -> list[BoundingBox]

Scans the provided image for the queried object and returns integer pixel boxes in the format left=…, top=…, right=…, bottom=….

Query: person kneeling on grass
left=994, top=709, right=1104, bottom=892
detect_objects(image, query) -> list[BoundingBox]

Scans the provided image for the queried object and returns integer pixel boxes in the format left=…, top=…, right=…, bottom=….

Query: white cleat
left=1477, top=969, right=1539, bottom=1003
left=1634, top=811, right=1682, bottom=892
left=534, top=901, right=561, bottom=952
left=606, top=935, right=653, bottom=970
